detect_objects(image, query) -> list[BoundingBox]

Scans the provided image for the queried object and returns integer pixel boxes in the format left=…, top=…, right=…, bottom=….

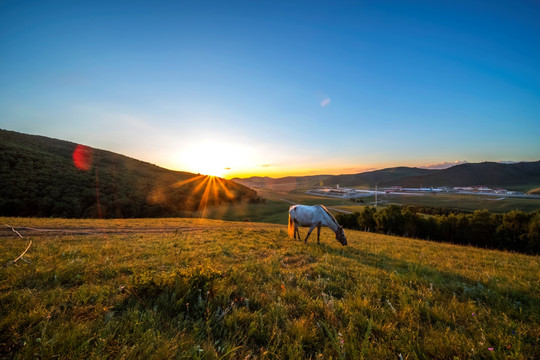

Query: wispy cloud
left=341, top=167, right=378, bottom=173
left=258, top=164, right=272, bottom=168
left=420, top=161, right=468, bottom=170
left=321, top=98, right=331, bottom=107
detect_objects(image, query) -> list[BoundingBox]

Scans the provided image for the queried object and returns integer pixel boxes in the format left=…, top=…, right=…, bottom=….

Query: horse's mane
left=317, top=205, right=339, bottom=226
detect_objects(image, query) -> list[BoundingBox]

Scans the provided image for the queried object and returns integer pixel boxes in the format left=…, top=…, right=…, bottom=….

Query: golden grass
left=1, top=217, right=538, bottom=359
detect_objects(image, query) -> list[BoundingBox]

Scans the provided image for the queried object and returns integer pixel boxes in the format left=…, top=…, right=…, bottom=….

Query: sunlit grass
left=1, top=217, right=538, bottom=359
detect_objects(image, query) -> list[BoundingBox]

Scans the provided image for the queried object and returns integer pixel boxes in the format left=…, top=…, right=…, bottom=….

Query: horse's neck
left=321, top=212, right=339, bottom=233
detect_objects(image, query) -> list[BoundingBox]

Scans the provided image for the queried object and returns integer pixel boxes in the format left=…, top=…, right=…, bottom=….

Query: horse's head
left=335, top=225, right=347, bottom=246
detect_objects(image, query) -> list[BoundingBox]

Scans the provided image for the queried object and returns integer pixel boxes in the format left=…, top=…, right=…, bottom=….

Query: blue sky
left=1, top=0, right=539, bottom=178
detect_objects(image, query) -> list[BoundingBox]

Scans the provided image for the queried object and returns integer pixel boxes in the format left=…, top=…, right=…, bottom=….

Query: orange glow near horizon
left=169, top=140, right=422, bottom=180
left=222, top=164, right=384, bottom=180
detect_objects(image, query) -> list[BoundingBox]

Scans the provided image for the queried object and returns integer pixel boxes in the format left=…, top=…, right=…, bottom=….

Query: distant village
left=307, top=184, right=537, bottom=199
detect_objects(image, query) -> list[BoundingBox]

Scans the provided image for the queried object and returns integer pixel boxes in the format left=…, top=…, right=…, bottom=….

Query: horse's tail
left=288, top=213, right=295, bottom=239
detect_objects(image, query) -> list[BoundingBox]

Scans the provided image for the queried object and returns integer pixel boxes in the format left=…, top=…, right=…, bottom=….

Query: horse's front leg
left=317, top=225, right=321, bottom=244
left=304, top=224, right=316, bottom=243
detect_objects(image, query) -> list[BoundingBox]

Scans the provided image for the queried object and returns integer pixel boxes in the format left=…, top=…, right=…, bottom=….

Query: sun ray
left=215, top=177, right=235, bottom=199
left=171, top=175, right=205, bottom=189
left=197, top=177, right=214, bottom=217
left=210, top=176, right=219, bottom=202
left=193, top=175, right=211, bottom=194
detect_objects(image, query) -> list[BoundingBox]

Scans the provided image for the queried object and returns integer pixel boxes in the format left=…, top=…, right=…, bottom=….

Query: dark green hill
left=0, top=129, right=257, bottom=218
left=322, top=167, right=436, bottom=187
left=234, top=162, right=540, bottom=192
left=380, top=161, right=540, bottom=190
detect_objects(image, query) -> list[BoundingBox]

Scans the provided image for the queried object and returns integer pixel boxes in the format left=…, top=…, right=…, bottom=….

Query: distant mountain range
left=0, top=129, right=256, bottom=218
left=233, top=161, right=540, bottom=192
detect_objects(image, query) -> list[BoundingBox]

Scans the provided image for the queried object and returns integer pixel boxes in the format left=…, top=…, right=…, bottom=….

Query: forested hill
left=379, top=161, right=540, bottom=189
left=234, top=162, right=540, bottom=191
left=233, top=167, right=436, bottom=190
left=0, top=129, right=257, bottom=218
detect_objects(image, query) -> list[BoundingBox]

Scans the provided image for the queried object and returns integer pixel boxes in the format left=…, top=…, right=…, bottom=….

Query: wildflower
left=472, top=313, right=475, bottom=316
left=488, top=348, right=494, bottom=351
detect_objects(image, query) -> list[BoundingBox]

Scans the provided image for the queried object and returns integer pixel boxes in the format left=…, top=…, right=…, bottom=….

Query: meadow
left=1, top=217, right=539, bottom=359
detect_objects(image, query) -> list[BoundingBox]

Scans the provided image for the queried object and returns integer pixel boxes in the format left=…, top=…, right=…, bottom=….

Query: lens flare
left=73, top=145, right=93, bottom=171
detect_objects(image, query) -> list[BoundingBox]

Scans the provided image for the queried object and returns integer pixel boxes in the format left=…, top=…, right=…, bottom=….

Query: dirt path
left=1, top=222, right=283, bottom=238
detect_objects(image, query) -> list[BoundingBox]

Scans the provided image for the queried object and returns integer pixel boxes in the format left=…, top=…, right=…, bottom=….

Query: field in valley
left=375, top=194, right=540, bottom=214
left=195, top=189, right=354, bottom=225
left=1, top=217, right=539, bottom=359
left=193, top=188, right=540, bottom=226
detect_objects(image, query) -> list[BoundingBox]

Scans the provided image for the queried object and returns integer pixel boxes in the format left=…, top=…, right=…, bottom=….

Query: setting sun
left=177, top=140, right=252, bottom=178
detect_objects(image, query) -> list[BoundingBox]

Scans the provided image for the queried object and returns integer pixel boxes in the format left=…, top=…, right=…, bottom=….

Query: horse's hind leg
left=294, top=222, right=300, bottom=240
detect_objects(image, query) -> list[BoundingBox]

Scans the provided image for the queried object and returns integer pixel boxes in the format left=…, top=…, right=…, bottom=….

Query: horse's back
left=289, top=204, right=314, bottom=216
left=289, top=205, right=323, bottom=226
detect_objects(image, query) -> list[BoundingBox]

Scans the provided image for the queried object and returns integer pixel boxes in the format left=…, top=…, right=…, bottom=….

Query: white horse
left=288, top=205, right=347, bottom=246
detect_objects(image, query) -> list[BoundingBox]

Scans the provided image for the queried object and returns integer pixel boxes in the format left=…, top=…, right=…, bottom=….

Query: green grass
left=384, top=194, right=540, bottom=213
left=1, top=217, right=539, bottom=359
left=330, top=194, right=540, bottom=214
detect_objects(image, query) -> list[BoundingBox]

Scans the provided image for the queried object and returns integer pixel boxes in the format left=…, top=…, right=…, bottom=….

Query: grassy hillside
left=1, top=217, right=538, bottom=359
left=0, top=129, right=256, bottom=218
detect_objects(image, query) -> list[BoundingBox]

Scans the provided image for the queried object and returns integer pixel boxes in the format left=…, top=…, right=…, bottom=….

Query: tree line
left=336, top=205, right=539, bottom=254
